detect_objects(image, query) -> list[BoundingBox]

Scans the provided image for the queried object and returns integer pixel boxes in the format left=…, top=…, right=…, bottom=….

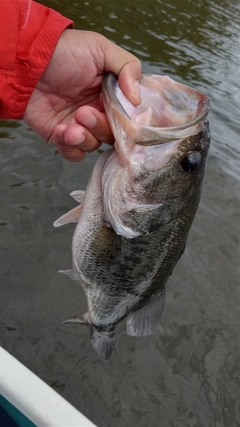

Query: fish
left=54, top=72, right=210, bottom=360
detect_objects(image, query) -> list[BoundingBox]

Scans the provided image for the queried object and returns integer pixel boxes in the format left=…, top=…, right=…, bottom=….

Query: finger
left=53, top=132, right=86, bottom=162
left=51, top=123, right=103, bottom=162
left=74, top=106, right=114, bottom=144
left=100, top=37, right=142, bottom=105
left=51, top=126, right=85, bottom=161
left=56, top=144, right=86, bottom=162
left=60, top=123, right=103, bottom=152
left=118, top=61, right=142, bottom=106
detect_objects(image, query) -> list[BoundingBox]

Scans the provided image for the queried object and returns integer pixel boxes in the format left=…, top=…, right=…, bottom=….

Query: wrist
left=0, top=1, right=73, bottom=120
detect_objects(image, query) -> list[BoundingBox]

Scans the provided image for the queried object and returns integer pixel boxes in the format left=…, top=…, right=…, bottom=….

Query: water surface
left=0, top=1, right=239, bottom=426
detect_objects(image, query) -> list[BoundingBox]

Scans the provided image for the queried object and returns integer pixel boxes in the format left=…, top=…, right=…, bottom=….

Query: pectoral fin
left=90, top=225, right=122, bottom=263
left=53, top=205, right=83, bottom=227
left=127, top=288, right=165, bottom=336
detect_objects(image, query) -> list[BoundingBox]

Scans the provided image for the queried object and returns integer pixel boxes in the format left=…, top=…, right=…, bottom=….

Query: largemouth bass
left=54, top=73, right=210, bottom=360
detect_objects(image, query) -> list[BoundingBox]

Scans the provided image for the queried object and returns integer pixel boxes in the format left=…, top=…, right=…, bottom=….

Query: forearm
left=0, top=0, right=73, bottom=120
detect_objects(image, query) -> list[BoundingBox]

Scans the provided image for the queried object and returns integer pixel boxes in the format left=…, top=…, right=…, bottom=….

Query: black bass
left=54, top=73, right=210, bottom=359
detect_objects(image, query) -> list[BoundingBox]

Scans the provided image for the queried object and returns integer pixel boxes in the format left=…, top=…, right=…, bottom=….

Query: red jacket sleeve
left=0, top=0, right=73, bottom=119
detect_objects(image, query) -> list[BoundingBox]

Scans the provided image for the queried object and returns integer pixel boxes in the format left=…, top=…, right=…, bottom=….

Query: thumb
left=99, top=36, right=142, bottom=106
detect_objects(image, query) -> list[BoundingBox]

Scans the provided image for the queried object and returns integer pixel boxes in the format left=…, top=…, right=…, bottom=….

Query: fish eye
left=180, top=151, right=202, bottom=173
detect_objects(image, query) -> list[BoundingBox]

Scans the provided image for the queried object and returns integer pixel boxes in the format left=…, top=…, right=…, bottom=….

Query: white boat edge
left=0, top=346, right=97, bottom=427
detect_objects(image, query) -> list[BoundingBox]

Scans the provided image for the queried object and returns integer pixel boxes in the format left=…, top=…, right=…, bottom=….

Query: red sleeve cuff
left=0, top=1, right=73, bottom=120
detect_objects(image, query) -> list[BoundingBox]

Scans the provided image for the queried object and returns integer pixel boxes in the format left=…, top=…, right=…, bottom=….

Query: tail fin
left=62, top=313, right=115, bottom=359
left=90, top=327, right=115, bottom=360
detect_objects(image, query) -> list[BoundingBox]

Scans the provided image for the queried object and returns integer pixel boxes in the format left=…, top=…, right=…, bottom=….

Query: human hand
left=24, top=29, right=141, bottom=161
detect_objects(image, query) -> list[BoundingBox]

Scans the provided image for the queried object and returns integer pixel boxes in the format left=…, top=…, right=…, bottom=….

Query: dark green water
left=0, top=1, right=239, bottom=426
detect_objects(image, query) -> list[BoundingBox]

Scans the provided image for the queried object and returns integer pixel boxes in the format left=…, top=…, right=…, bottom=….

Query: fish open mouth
left=102, top=73, right=210, bottom=146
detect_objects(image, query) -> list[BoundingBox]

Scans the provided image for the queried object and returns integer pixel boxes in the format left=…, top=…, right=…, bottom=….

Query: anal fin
left=127, top=288, right=165, bottom=337
left=62, top=312, right=90, bottom=325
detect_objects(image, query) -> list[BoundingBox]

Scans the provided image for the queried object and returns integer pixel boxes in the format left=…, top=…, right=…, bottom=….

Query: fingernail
left=77, top=135, right=85, bottom=144
left=66, top=134, right=85, bottom=145
left=81, top=111, right=97, bottom=128
left=133, top=81, right=141, bottom=105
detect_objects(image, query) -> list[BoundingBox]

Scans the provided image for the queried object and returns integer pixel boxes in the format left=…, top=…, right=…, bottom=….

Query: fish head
left=102, top=73, right=210, bottom=238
